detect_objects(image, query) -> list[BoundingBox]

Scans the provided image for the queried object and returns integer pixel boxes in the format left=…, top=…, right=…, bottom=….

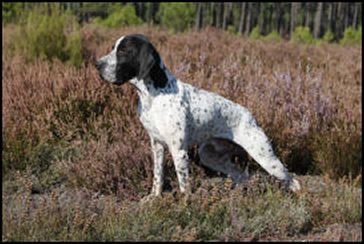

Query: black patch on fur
left=138, top=40, right=168, bottom=88
left=115, top=34, right=168, bottom=88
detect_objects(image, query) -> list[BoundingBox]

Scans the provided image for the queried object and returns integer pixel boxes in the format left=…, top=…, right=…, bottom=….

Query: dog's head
left=96, top=34, right=168, bottom=88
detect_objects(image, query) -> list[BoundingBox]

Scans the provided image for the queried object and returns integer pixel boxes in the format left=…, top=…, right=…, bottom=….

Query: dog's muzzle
left=95, top=60, right=109, bottom=82
left=95, top=60, right=106, bottom=73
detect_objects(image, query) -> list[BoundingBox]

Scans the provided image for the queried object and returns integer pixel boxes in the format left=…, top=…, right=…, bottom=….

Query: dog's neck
left=130, top=60, right=178, bottom=98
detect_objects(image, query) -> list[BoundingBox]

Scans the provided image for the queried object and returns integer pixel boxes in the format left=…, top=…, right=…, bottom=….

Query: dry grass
left=2, top=25, right=362, bottom=241
left=2, top=172, right=361, bottom=241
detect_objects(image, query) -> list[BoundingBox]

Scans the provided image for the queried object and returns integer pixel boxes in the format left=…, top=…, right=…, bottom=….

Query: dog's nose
left=95, top=60, right=105, bottom=71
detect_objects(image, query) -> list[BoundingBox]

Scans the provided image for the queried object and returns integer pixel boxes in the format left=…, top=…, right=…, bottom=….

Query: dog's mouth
left=97, top=72, right=124, bottom=86
left=111, top=82, right=123, bottom=86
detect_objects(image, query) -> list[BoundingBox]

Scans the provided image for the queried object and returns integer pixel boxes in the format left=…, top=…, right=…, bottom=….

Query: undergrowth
left=2, top=25, right=362, bottom=241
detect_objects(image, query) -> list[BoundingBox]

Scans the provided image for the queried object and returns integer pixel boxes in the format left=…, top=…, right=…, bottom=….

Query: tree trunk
left=344, top=3, right=349, bottom=30
left=238, top=2, right=246, bottom=34
left=327, top=2, right=333, bottom=31
left=222, top=2, right=228, bottom=30
left=283, top=3, right=290, bottom=38
left=245, top=2, right=252, bottom=35
left=267, top=3, right=273, bottom=33
left=211, top=2, right=216, bottom=27
left=195, top=3, right=203, bottom=31
left=314, top=2, right=323, bottom=38
left=258, top=3, right=266, bottom=34
left=305, top=2, right=311, bottom=30
left=145, top=2, right=159, bottom=25
left=137, top=2, right=145, bottom=21
left=222, top=2, right=233, bottom=30
left=216, top=2, right=224, bottom=29
left=290, top=3, right=294, bottom=35
left=146, top=2, right=153, bottom=24
left=335, top=2, right=343, bottom=38
left=276, top=3, right=284, bottom=36
left=352, top=3, right=359, bottom=28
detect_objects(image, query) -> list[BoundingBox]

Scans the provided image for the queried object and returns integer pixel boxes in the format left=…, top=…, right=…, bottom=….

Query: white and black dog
left=96, top=34, right=300, bottom=198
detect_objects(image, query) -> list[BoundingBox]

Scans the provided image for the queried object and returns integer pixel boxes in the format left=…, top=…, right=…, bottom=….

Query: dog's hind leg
left=198, top=138, right=249, bottom=184
left=231, top=115, right=301, bottom=192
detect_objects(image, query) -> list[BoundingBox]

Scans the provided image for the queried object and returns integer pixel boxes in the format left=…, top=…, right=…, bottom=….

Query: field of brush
left=2, top=25, right=362, bottom=241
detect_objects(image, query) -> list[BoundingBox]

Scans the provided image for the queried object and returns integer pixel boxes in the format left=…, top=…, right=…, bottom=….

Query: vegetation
left=157, top=3, right=195, bottom=32
left=3, top=2, right=362, bottom=42
left=321, top=30, right=334, bottom=44
left=2, top=2, right=362, bottom=241
left=2, top=2, right=23, bottom=23
left=3, top=174, right=362, bottom=241
left=6, top=4, right=83, bottom=67
left=94, top=4, right=142, bottom=29
left=249, top=26, right=262, bottom=39
left=291, top=26, right=316, bottom=44
left=263, top=30, right=282, bottom=42
left=340, top=26, right=362, bottom=45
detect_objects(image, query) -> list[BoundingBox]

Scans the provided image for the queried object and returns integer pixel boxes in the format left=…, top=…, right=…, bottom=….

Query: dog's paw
left=288, top=178, right=301, bottom=192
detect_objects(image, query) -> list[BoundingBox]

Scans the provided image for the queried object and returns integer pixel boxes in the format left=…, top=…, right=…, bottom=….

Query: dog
left=96, top=34, right=301, bottom=199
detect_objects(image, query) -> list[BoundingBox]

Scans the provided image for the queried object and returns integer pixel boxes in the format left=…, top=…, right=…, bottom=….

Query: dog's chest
left=138, top=99, right=160, bottom=139
left=137, top=95, right=177, bottom=142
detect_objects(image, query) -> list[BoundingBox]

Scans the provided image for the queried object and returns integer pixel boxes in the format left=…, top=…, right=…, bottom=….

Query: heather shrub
left=9, top=4, right=83, bottom=67
left=157, top=3, right=195, bottom=32
left=340, top=26, right=362, bottom=45
left=3, top=175, right=361, bottom=241
left=291, top=26, right=316, bottom=44
left=94, top=4, right=142, bottom=28
left=3, top=25, right=362, bottom=195
left=2, top=131, right=37, bottom=174
left=311, top=131, right=362, bottom=179
left=2, top=26, right=362, bottom=240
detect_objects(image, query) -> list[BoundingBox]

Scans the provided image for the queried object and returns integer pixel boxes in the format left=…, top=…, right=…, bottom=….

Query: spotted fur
left=96, top=34, right=301, bottom=197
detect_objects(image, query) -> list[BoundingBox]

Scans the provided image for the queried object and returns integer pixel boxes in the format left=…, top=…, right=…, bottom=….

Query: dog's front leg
left=140, top=138, right=165, bottom=204
left=150, top=138, right=165, bottom=196
left=170, top=148, right=191, bottom=194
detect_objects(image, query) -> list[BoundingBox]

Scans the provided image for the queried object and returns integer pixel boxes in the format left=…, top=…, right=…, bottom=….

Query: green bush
left=291, top=26, right=316, bottom=44
left=263, top=30, right=282, bottom=42
left=2, top=2, right=23, bottom=23
left=322, top=29, right=334, bottom=43
left=249, top=26, right=262, bottom=39
left=65, top=31, right=84, bottom=68
left=340, top=26, right=362, bottom=45
left=227, top=25, right=237, bottom=35
left=94, top=4, right=142, bottom=28
left=10, top=4, right=83, bottom=67
left=157, top=3, right=195, bottom=32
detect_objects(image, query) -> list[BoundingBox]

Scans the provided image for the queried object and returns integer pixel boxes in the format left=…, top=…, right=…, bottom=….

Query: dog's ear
left=137, top=43, right=155, bottom=80
left=137, top=43, right=168, bottom=89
